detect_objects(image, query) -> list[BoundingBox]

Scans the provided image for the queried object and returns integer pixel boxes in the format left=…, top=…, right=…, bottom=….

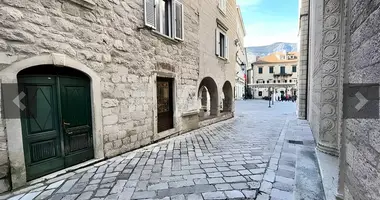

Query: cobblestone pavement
left=1, top=100, right=323, bottom=200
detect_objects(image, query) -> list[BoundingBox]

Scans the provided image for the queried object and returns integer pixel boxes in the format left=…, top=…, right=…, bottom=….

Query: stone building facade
left=0, top=0, right=237, bottom=193
left=234, top=6, right=246, bottom=100
left=297, top=0, right=380, bottom=199
left=250, top=52, right=298, bottom=99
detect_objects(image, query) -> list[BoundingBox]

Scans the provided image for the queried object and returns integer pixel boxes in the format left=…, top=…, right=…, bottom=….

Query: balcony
left=273, top=72, right=293, bottom=77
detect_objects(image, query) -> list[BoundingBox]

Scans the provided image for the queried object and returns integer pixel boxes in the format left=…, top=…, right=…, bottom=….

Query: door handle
left=63, top=122, right=71, bottom=126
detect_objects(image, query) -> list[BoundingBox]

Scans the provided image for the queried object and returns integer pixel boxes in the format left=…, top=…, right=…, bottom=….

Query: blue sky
left=236, top=0, right=299, bottom=47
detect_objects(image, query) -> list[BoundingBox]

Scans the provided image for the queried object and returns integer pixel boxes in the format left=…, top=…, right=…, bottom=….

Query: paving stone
left=215, top=183, right=232, bottom=191
left=190, top=169, right=204, bottom=174
left=84, top=184, right=99, bottom=191
left=242, top=190, right=257, bottom=198
left=194, top=178, right=209, bottom=185
left=35, top=189, right=55, bottom=200
left=275, top=176, right=294, bottom=184
left=229, top=165, right=245, bottom=170
left=202, top=191, right=226, bottom=200
left=184, top=174, right=206, bottom=180
left=76, top=191, right=93, bottom=200
left=223, top=176, right=246, bottom=183
left=249, top=174, right=263, bottom=181
left=247, top=181, right=261, bottom=189
left=207, top=178, right=225, bottom=184
left=256, top=193, right=270, bottom=200
left=169, top=180, right=194, bottom=188
left=56, top=179, right=79, bottom=193
left=132, top=191, right=157, bottom=199
left=61, top=194, right=79, bottom=200
left=148, top=182, right=169, bottom=190
left=95, top=189, right=110, bottom=197
left=222, top=171, right=240, bottom=177
left=46, top=180, right=65, bottom=189
left=270, top=188, right=293, bottom=200
left=276, top=169, right=295, bottom=179
left=204, top=168, right=218, bottom=173
left=207, top=172, right=223, bottom=178
left=231, top=183, right=249, bottom=189
left=263, top=170, right=275, bottom=182
left=238, top=170, right=251, bottom=175
left=224, top=190, right=245, bottom=199
left=273, top=181, right=294, bottom=192
left=249, top=168, right=266, bottom=174
left=110, top=180, right=127, bottom=194
left=259, top=181, right=272, bottom=194
left=170, top=194, right=185, bottom=200
left=101, top=177, right=117, bottom=184
left=187, top=194, right=203, bottom=200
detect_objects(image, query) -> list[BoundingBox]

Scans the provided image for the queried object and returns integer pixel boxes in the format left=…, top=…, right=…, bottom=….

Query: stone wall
left=344, top=1, right=380, bottom=199
left=0, top=0, right=202, bottom=192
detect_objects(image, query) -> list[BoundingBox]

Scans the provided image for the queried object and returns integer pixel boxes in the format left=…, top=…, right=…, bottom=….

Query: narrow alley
left=1, top=101, right=324, bottom=200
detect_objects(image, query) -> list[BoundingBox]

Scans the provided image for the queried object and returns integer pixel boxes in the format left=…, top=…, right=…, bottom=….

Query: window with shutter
left=174, top=0, right=184, bottom=40
left=215, top=28, right=228, bottom=59
left=144, top=0, right=156, bottom=28
left=215, top=29, right=220, bottom=56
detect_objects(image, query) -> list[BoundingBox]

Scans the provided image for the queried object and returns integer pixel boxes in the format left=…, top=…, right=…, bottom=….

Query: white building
left=234, top=6, right=247, bottom=100
left=249, top=52, right=299, bottom=99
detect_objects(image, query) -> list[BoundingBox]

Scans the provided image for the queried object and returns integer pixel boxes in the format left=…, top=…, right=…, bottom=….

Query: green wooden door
left=19, top=74, right=93, bottom=180
left=59, top=77, right=93, bottom=167
left=19, top=76, right=64, bottom=180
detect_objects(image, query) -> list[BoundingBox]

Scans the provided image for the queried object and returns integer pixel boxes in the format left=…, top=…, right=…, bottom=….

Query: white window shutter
left=215, top=29, right=220, bottom=56
left=144, top=0, right=156, bottom=28
left=174, top=0, right=184, bottom=40
left=225, top=35, right=229, bottom=59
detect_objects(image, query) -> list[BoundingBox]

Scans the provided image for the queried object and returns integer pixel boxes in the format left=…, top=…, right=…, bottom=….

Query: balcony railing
left=273, top=73, right=293, bottom=77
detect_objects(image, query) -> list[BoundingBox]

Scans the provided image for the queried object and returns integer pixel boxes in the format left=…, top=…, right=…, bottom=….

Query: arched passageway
left=198, top=77, right=218, bottom=119
left=222, top=81, right=233, bottom=112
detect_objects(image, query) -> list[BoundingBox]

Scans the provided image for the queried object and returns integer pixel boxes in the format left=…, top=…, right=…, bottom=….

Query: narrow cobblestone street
left=1, top=100, right=324, bottom=200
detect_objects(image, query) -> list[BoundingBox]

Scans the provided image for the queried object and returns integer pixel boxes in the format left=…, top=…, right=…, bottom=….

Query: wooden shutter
left=174, top=0, right=184, bottom=40
left=215, top=29, right=220, bottom=56
left=144, top=0, right=156, bottom=28
left=225, top=35, right=229, bottom=59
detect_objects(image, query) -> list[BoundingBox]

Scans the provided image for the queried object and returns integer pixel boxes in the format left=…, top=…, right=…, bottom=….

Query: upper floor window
left=215, top=28, right=229, bottom=59
left=144, top=0, right=184, bottom=40
left=258, top=67, right=263, bottom=74
left=218, top=0, right=227, bottom=13
left=292, top=65, right=297, bottom=72
left=269, top=66, right=274, bottom=73
left=280, top=66, right=285, bottom=74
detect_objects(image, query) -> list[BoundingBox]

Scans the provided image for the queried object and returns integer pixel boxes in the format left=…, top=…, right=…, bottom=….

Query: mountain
left=246, top=42, right=298, bottom=63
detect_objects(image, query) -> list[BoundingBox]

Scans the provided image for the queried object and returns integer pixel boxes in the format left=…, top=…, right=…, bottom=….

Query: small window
left=290, top=80, right=292, bottom=83
left=218, top=0, right=227, bottom=13
left=273, top=80, right=276, bottom=83
left=269, top=66, right=274, bottom=73
left=280, top=66, right=285, bottom=74
left=285, top=80, right=288, bottom=83
left=215, top=28, right=229, bottom=59
left=292, top=65, right=297, bottom=72
left=256, top=81, right=258, bottom=84
left=144, top=0, right=184, bottom=40
left=258, top=91, right=262, bottom=96
left=258, top=67, right=263, bottom=74
left=267, top=80, right=269, bottom=83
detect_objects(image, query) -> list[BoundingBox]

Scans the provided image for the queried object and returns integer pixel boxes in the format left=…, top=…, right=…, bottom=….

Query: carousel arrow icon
left=355, top=91, right=368, bottom=111
left=13, top=92, right=26, bottom=111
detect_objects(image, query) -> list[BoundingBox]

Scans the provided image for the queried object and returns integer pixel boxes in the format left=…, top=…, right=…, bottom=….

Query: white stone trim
left=0, top=53, right=104, bottom=189
left=67, top=0, right=96, bottom=9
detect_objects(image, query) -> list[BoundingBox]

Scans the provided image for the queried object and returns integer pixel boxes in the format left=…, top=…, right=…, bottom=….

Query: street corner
left=343, top=83, right=379, bottom=119
left=1, top=83, right=37, bottom=119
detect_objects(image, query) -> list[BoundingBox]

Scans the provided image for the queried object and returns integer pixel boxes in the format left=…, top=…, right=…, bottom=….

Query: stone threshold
left=315, top=149, right=339, bottom=200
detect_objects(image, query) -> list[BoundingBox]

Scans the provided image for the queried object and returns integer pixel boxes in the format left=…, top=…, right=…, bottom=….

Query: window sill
left=218, top=7, right=227, bottom=16
left=217, top=55, right=228, bottom=61
left=152, top=30, right=181, bottom=44
left=68, top=0, right=95, bottom=9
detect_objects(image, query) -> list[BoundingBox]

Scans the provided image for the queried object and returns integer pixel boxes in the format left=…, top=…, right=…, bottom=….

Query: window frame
left=258, top=67, right=263, bottom=74
left=144, top=0, right=184, bottom=41
left=215, top=28, right=229, bottom=59
left=292, top=65, right=297, bottom=73
left=218, top=0, right=227, bottom=14
left=269, top=66, right=274, bottom=74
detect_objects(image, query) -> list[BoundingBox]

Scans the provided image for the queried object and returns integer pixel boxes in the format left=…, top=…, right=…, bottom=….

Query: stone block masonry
left=0, top=0, right=234, bottom=194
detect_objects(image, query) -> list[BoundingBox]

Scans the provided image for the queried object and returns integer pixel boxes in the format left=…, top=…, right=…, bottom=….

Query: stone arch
left=198, top=77, right=218, bottom=118
left=222, top=81, right=233, bottom=112
left=0, top=53, right=104, bottom=188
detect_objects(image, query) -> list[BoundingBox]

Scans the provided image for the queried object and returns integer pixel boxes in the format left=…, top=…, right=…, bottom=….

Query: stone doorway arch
left=198, top=77, right=218, bottom=119
left=0, top=54, right=104, bottom=189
